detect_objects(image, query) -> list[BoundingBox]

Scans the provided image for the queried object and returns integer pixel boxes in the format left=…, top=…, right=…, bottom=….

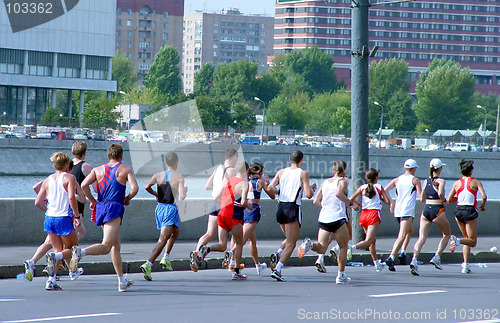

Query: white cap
left=404, top=159, right=419, bottom=169
left=430, top=158, right=446, bottom=169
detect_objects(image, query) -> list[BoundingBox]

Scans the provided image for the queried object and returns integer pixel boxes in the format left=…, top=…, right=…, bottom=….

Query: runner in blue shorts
left=140, top=152, right=187, bottom=281
left=71, top=144, right=138, bottom=292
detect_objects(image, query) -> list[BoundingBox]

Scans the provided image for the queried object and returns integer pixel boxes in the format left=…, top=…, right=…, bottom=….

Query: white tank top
left=211, top=164, right=230, bottom=199
left=46, top=173, right=70, bottom=218
left=360, top=183, right=383, bottom=210
left=318, top=177, right=347, bottom=223
left=278, top=167, right=303, bottom=205
left=456, top=177, right=477, bottom=208
left=394, top=174, right=417, bottom=217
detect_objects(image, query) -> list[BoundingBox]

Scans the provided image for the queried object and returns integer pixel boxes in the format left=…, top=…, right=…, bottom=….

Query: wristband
left=75, top=216, right=81, bottom=219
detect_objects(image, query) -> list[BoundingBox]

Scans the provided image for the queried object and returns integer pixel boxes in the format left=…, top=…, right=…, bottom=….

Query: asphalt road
left=1, top=264, right=500, bottom=323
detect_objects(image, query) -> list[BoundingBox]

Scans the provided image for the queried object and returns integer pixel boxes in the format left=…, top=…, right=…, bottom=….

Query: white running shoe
left=70, top=246, right=82, bottom=273
left=231, top=272, right=247, bottom=280
left=374, top=260, right=385, bottom=273
left=315, top=259, right=327, bottom=273
left=461, top=262, right=471, bottom=274
left=347, top=245, right=353, bottom=261
left=24, top=260, right=35, bottom=282
left=449, top=235, right=457, bottom=253
left=297, top=238, right=313, bottom=258
left=69, top=267, right=84, bottom=281
left=409, top=258, right=419, bottom=276
left=45, top=252, right=56, bottom=277
left=336, top=274, right=351, bottom=285
left=430, top=255, right=442, bottom=270
left=330, top=245, right=339, bottom=260
left=45, top=279, right=62, bottom=291
left=119, top=278, right=134, bottom=292
left=256, top=263, right=267, bottom=275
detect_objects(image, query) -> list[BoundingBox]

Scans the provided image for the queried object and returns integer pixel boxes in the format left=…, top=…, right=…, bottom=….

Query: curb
left=2, top=252, right=500, bottom=279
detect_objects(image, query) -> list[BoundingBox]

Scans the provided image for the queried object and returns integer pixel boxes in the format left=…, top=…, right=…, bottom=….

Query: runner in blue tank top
left=71, top=144, right=139, bottom=292
left=140, top=152, right=187, bottom=281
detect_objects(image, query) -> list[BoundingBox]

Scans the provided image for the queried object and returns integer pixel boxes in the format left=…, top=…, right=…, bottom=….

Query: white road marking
left=2, top=312, right=121, bottom=323
left=368, top=290, right=447, bottom=298
left=0, top=299, right=24, bottom=302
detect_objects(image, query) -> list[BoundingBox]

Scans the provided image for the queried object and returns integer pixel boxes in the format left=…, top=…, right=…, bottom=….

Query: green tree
left=145, top=45, right=182, bottom=97
left=255, top=70, right=283, bottom=105
left=232, top=103, right=256, bottom=133
left=284, top=46, right=338, bottom=94
left=413, top=59, right=475, bottom=131
left=112, top=51, right=137, bottom=94
left=193, top=63, right=215, bottom=96
left=306, top=90, right=351, bottom=134
left=40, top=107, right=63, bottom=127
left=267, top=92, right=310, bottom=131
left=82, top=97, right=120, bottom=129
left=195, top=95, right=232, bottom=130
left=211, top=60, right=258, bottom=101
left=369, top=58, right=416, bottom=131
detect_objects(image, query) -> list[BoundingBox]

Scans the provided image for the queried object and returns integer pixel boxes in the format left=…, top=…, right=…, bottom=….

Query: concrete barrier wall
left=1, top=140, right=500, bottom=179
left=1, top=197, right=498, bottom=245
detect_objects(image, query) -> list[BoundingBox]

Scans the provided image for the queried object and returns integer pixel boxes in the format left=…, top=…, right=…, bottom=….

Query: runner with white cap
left=383, top=159, right=422, bottom=271
left=409, top=158, right=451, bottom=276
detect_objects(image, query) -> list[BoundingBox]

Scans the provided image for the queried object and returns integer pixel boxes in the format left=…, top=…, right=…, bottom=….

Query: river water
left=0, top=176, right=496, bottom=199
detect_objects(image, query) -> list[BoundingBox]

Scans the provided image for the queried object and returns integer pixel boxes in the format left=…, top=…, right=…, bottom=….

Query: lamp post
left=477, top=105, right=487, bottom=152
left=254, top=97, right=266, bottom=145
left=119, top=91, right=132, bottom=140
left=374, top=101, right=384, bottom=149
left=2, top=111, right=6, bottom=125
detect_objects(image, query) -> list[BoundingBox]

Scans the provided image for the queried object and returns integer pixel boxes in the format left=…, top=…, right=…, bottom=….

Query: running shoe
left=45, top=280, right=63, bottom=291
left=189, top=251, right=199, bottom=272
left=69, top=267, right=84, bottom=281
left=347, top=245, right=353, bottom=261
left=59, top=262, right=68, bottom=272
left=329, top=246, right=339, bottom=261
left=231, top=272, right=247, bottom=280
left=198, top=245, right=209, bottom=262
left=45, top=252, right=57, bottom=277
left=297, top=238, right=313, bottom=258
left=140, top=262, right=152, bottom=281
left=461, top=262, right=471, bottom=274
left=315, top=259, right=327, bottom=273
left=269, top=252, right=280, bottom=270
left=375, top=260, right=385, bottom=273
left=69, top=246, right=82, bottom=273
left=228, top=263, right=245, bottom=271
left=222, top=251, right=233, bottom=269
left=385, top=257, right=396, bottom=272
left=335, top=274, right=352, bottom=285
left=24, top=260, right=35, bottom=282
left=42, top=266, right=49, bottom=277
left=449, top=235, right=457, bottom=253
left=160, top=257, right=173, bottom=271
left=118, top=278, right=134, bottom=292
left=429, top=255, right=442, bottom=270
left=398, top=251, right=407, bottom=265
left=409, top=258, right=419, bottom=276
left=271, top=269, right=286, bottom=282
left=256, top=263, right=267, bottom=275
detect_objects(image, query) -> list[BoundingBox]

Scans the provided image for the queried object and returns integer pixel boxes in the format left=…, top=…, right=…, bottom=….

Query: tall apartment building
left=0, top=0, right=116, bottom=126
left=183, top=9, right=274, bottom=93
left=274, top=0, right=500, bottom=94
left=115, top=0, right=184, bottom=83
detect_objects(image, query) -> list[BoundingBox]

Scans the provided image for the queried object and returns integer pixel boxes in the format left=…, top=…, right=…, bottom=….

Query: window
left=163, top=22, right=168, bottom=29
left=127, top=30, right=132, bottom=37
left=162, top=33, right=168, bottom=41
left=163, top=12, right=168, bottom=18
left=117, top=8, right=121, bottom=15
left=117, top=41, right=121, bottom=47
left=117, top=19, right=122, bottom=26
left=117, top=30, right=121, bottom=37
left=127, top=41, right=132, bottom=48
left=127, top=20, right=132, bottom=27
left=128, top=9, right=132, bottom=15
left=138, top=41, right=151, bottom=49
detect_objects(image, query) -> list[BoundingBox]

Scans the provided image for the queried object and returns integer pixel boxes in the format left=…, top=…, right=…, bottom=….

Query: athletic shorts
left=218, top=215, right=243, bottom=232
left=318, top=218, right=347, bottom=233
left=396, top=216, right=413, bottom=224
left=95, top=201, right=124, bottom=226
left=244, top=204, right=261, bottom=223
left=359, top=209, right=381, bottom=229
left=454, top=205, right=479, bottom=223
left=155, top=203, right=180, bottom=229
left=208, top=200, right=221, bottom=216
left=276, top=202, right=302, bottom=225
left=44, top=216, right=74, bottom=236
left=422, top=204, right=445, bottom=222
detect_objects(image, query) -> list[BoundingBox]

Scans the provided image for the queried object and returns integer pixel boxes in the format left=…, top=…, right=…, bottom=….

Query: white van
left=450, top=143, right=470, bottom=152
left=129, top=130, right=157, bottom=143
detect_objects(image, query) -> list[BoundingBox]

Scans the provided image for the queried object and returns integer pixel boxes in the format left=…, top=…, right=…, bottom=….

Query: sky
left=184, top=0, right=276, bottom=16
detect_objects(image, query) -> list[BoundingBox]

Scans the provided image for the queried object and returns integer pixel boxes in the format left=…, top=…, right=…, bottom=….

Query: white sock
left=389, top=255, right=395, bottom=261
left=163, top=253, right=170, bottom=261
left=317, top=254, right=324, bottom=262
left=54, top=252, right=64, bottom=261
left=456, top=238, right=461, bottom=245
left=434, top=253, right=440, bottom=259
left=400, top=249, right=406, bottom=254
left=351, top=245, right=357, bottom=251
left=81, top=249, right=87, bottom=257
left=49, top=276, right=56, bottom=283
left=147, top=261, right=153, bottom=268
left=276, top=262, right=284, bottom=272
left=333, top=245, right=339, bottom=253
left=277, top=248, right=283, bottom=256
left=118, top=275, right=127, bottom=284
left=374, top=259, right=380, bottom=265
left=337, top=271, right=345, bottom=277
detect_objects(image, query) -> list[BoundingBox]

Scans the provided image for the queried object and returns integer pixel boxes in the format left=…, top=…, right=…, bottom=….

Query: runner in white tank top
left=447, top=159, right=487, bottom=274
left=347, top=168, right=391, bottom=272
left=297, top=160, right=358, bottom=284
left=46, top=173, right=71, bottom=218
left=268, top=150, right=316, bottom=282
left=383, top=159, right=422, bottom=272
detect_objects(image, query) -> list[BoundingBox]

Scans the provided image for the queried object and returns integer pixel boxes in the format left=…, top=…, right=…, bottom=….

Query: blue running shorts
left=155, top=203, right=180, bottom=229
left=95, top=201, right=125, bottom=226
left=244, top=204, right=261, bottom=223
left=44, top=216, right=74, bottom=236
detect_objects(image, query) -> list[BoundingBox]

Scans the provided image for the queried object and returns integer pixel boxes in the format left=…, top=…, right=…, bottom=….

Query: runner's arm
left=446, top=181, right=459, bottom=204
left=476, top=180, right=487, bottom=211
left=81, top=169, right=98, bottom=206
left=144, top=173, right=158, bottom=198
left=34, top=179, right=48, bottom=212
left=260, top=179, right=275, bottom=200
left=125, top=169, right=139, bottom=205
left=312, top=182, right=324, bottom=206
left=177, top=175, right=187, bottom=201
left=301, top=171, right=316, bottom=199
left=413, top=177, right=422, bottom=199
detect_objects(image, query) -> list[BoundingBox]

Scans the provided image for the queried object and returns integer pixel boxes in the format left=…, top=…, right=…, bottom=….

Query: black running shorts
left=454, top=205, right=478, bottom=223
left=276, top=202, right=302, bottom=225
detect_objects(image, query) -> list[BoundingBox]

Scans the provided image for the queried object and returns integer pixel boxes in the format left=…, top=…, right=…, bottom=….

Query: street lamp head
left=374, top=101, right=379, bottom=106
left=254, top=97, right=261, bottom=101
left=477, top=105, right=484, bottom=109
left=119, top=91, right=126, bottom=95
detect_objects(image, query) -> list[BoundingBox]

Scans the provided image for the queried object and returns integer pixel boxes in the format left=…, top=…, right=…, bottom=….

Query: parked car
left=34, top=133, right=54, bottom=139
left=450, top=143, right=470, bottom=152
left=13, top=132, right=31, bottom=139
left=0, top=133, right=17, bottom=139
left=106, top=135, right=128, bottom=142
left=74, top=134, right=89, bottom=140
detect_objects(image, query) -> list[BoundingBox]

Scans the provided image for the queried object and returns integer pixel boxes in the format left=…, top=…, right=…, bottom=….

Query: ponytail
left=364, top=168, right=379, bottom=199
